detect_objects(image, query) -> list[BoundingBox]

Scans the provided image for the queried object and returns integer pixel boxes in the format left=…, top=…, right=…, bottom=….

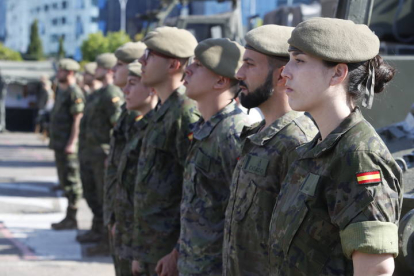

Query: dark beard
left=239, top=70, right=274, bottom=109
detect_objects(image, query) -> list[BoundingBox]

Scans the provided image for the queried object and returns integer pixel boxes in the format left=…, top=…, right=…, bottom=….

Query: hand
left=131, top=260, right=143, bottom=276
left=64, top=143, right=76, bottom=154
left=155, top=248, right=179, bottom=276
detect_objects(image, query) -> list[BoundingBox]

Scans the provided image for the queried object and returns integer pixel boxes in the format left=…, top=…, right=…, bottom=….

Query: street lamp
left=118, top=0, right=128, bottom=32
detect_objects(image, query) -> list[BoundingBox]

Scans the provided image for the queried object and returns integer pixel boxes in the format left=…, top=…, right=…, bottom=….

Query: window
left=62, top=1, right=67, bottom=9
left=62, top=17, right=66, bottom=25
left=52, top=18, right=58, bottom=25
left=53, top=3, right=58, bottom=9
left=91, top=17, right=98, bottom=23
left=44, top=4, right=49, bottom=12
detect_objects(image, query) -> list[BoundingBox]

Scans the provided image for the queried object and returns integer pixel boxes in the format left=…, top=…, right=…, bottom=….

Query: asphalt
left=0, top=132, right=115, bottom=276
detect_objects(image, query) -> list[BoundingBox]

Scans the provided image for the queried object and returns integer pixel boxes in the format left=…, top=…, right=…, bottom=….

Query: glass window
left=62, top=1, right=67, bottom=9
left=62, top=17, right=66, bottom=24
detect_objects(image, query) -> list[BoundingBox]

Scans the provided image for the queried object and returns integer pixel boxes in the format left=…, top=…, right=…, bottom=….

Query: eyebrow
left=243, top=57, right=255, bottom=62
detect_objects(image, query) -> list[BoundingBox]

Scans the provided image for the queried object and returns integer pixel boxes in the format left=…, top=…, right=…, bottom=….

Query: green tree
left=58, top=36, right=66, bottom=59
left=106, top=31, right=131, bottom=52
left=26, top=19, right=44, bottom=60
left=0, top=43, right=23, bottom=61
left=80, top=31, right=131, bottom=62
left=80, top=32, right=109, bottom=62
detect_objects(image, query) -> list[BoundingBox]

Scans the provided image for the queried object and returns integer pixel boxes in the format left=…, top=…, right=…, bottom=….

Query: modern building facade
left=5, top=0, right=99, bottom=59
left=0, top=0, right=7, bottom=42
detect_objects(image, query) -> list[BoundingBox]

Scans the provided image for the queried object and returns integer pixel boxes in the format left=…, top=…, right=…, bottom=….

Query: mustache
left=238, top=81, right=248, bottom=89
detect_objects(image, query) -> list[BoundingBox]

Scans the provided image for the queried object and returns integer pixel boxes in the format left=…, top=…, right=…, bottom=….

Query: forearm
left=353, top=251, right=394, bottom=276
left=67, top=113, right=83, bottom=146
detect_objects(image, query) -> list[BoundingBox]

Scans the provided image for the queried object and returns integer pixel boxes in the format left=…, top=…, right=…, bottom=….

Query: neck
left=59, top=77, right=75, bottom=90
left=197, top=92, right=232, bottom=122
left=137, top=96, right=158, bottom=116
left=309, top=99, right=352, bottom=141
left=91, top=80, right=103, bottom=91
left=101, top=75, right=113, bottom=88
left=154, top=75, right=183, bottom=104
left=258, top=87, right=292, bottom=130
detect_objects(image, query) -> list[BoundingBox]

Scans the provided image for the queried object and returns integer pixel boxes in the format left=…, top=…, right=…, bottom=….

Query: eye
left=295, top=58, right=304, bottom=64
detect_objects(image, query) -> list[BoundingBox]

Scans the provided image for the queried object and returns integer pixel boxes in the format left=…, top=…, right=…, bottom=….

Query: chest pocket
left=276, top=173, right=329, bottom=274
left=243, top=155, right=269, bottom=177
left=139, top=131, right=167, bottom=183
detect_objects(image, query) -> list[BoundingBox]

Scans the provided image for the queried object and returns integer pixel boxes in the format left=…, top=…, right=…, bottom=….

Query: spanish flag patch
left=187, top=132, right=194, bottom=141
left=135, top=115, right=143, bottom=122
left=356, top=171, right=381, bottom=185
left=112, top=96, right=120, bottom=103
left=75, top=98, right=83, bottom=104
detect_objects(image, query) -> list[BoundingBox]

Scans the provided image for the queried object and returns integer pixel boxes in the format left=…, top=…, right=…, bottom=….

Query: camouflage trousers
left=79, top=147, right=107, bottom=225
left=54, top=150, right=82, bottom=207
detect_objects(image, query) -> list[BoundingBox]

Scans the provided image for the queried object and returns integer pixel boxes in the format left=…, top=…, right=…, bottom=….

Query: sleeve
left=327, top=151, right=403, bottom=259
left=69, top=87, right=85, bottom=115
left=104, top=90, right=124, bottom=125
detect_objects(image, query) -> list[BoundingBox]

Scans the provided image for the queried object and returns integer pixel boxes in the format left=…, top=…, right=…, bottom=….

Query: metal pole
left=118, top=0, right=128, bottom=32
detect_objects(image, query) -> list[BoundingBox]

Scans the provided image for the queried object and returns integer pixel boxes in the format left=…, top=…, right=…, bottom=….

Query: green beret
left=143, top=26, right=197, bottom=58
left=288, top=17, right=380, bottom=63
left=96, top=53, right=117, bottom=69
left=128, top=62, right=142, bottom=77
left=245, top=25, right=293, bottom=57
left=115, top=42, right=146, bottom=63
left=83, top=62, right=97, bottom=75
left=58, top=58, right=80, bottom=71
left=195, top=38, right=244, bottom=80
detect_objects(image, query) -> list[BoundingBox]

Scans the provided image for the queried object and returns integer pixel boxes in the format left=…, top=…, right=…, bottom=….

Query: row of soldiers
left=47, top=18, right=401, bottom=276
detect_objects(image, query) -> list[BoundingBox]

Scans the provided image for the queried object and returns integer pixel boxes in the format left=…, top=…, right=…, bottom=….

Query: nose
left=184, top=64, right=193, bottom=77
left=281, top=61, right=291, bottom=79
left=236, top=64, right=246, bottom=81
left=123, top=85, right=130, bottom=95
left=138, top=56, right=145, bottom=65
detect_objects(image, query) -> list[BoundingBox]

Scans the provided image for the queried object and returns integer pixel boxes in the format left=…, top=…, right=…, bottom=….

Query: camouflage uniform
left=103, top=103, right=140, bottom=227
left=178, top=102, right=248, bottom=275
left=49, top=85, right=85, bottom=207
left=268, top=108, right=403, bottom=276
left=133, top=87, right=200, bottom=271
left=79, top=84, right=123, bottom=229
left=113, top=110, right=155, bottom=275
left=222, top=111, right=318, bottom=276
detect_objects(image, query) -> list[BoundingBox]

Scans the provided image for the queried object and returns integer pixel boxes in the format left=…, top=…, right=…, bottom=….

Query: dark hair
left=323, top=55, right=395, bottom=102
left=267, top=56, right=288, bottom=70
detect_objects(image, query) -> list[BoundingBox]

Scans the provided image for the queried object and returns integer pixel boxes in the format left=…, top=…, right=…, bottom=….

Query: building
left=5, top=0, right=100, bottom=60
left=0, top=0, right=6, bottom=42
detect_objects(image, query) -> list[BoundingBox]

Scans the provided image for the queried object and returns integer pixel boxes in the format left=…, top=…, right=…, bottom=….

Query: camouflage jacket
left=103, top=103, right=140, bottom=226
left=114, top=110, right=154, bottom=260
left=178, top=102, right=249, bottom=275
left=133, top=86, right=200, bottom=264
left=79, top=84, right=123, bottom=154
left=223, top=111, right=318, bottom=276
left=49, top=85, right=85, bottom=151
left=269, top=108, right=403, bottom=276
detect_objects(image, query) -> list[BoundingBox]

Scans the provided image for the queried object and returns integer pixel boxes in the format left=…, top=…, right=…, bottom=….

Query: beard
left=239, top=70, right=274, bottom=109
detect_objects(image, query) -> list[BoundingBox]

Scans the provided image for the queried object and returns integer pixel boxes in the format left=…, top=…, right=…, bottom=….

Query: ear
left=330, top=63, right=348, bottom=86
left=274, top=66, right=286, bottom=87
left=169, top=59, right=182, bottom=71
left=213, top=76, right=229, bottom=90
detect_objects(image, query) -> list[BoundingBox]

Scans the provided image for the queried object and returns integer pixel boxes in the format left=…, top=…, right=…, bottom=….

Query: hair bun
left=373, top=55, right=395, bottom=94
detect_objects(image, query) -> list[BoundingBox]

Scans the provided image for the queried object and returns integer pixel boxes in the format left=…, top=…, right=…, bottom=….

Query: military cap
left=128, top=62, right=142, bottom=77
left=83, top=62, right=97, bottom=75
left=195, top=38, right=244, bottom=80
left=245, top=25, right=293, bottom=57
left=58, top=58, right=80, bottom=71
left=115, top=42, right=146, bottom=63
left=96, top=53, right=117, bottom=69
left=288, top=17, right=380, bottom=63
left=142, top=26, right=197, bottom=58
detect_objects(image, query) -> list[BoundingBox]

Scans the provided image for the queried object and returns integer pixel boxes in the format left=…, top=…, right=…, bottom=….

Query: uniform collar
left=300, top=107, right=364, bottom=159
left=153, top=86, right=186, bottom=122
left=248, top=110, right=304, bottom=146
left=192, top=101, right=241, bottom=141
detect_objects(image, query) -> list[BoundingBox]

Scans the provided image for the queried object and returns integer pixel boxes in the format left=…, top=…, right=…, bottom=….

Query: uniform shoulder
left=278, top=114, right=318, bottom=148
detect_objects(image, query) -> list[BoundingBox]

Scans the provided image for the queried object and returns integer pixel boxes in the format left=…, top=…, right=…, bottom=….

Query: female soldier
left=268, top=17, right=403, bottom=276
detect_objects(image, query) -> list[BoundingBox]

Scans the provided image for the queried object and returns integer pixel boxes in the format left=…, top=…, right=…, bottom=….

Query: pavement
left=0, top=132, right=115, bottom=276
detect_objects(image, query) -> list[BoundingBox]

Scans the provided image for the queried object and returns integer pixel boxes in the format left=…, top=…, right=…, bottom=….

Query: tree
left=58, top=36, right=66, bottom=59
left=80, top=32, right=109, bottom=62
left=26, top=19, right=44, bottom=60
left=0, top=43, right=22, bottom=61
left=80, top=31, right=131, bottom=62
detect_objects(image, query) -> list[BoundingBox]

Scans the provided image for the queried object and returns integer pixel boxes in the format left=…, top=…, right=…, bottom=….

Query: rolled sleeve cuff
left=340, top=221, right=398, bottom=259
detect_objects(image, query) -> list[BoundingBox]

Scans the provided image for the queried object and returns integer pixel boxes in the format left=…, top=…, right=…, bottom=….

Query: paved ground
left=0, top=132, right=115, bottom=276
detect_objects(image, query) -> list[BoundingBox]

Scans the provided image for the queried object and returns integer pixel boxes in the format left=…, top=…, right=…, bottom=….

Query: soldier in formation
left=49, top=17, right=402, bottom=276
left=49, top=59, right=84, bottom=230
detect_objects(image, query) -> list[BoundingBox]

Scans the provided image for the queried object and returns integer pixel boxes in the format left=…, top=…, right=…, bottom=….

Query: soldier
left=268, top=18, right=402, bottom=275
left=222, top=25, right=318, bottom=275
left=103, top=42, right=146, bottom=267
left=77, top=53, right=123, bottom=251
left=131, top=27, right=199, bottom=276
left=82, top=62, right=101, bottom=96
left=49, top=59, right=85, bottom=230
left=171, top=38, right=249, bottom=275
left=113, top=62, right=158, bottom=276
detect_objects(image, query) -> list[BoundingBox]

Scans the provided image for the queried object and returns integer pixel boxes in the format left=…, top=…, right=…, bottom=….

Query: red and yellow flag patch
left=187, top=132, right=194, bottom=141
left=356, top=171, right=381, bottom=185
left=75, top=98, right=83, bottom=104
left=135, top=115, right=143, bottom=122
